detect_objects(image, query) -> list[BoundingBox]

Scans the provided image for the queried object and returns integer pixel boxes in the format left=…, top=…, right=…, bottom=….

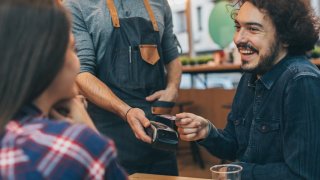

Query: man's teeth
left=239, top=49, right=254, bottom=55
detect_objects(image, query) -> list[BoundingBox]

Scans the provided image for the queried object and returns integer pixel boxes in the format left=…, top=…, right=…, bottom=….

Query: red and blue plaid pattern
left=0, top=116, right=127, bottom=180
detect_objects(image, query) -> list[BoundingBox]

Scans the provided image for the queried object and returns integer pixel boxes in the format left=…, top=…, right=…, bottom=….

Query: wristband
left=125, top=107, right=134, bottom=121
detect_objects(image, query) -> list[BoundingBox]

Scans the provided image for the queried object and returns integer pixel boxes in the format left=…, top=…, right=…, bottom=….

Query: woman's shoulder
left=30, top=118, right=116, bottom=152
left=6, top=118, right=116, bottom=155
left=1, top=119, right=118, bottom=179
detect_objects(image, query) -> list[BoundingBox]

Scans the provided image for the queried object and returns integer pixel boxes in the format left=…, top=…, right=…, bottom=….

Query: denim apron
left=87, top=0, right=178, bottom=175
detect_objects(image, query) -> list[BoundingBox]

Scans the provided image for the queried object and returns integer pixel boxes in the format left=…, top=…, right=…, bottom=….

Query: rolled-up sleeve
left=161, top=0, right=179, bottom=64
left=64, top=0, right=97, bottom=75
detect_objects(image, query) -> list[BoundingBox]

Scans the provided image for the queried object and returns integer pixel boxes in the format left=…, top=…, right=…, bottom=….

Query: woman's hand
left=50, top=95, right=98, bottom=132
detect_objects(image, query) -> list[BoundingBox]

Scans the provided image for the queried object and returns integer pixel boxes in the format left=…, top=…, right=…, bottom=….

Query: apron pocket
left=139, top=44, right=160, bottom=65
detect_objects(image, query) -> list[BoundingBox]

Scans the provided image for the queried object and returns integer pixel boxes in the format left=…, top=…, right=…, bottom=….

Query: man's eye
left=248, top=27, right=259, bottom=32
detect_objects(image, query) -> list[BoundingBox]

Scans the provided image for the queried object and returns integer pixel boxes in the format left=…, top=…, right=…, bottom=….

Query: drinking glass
left=210, top=164, right=242, bottom=180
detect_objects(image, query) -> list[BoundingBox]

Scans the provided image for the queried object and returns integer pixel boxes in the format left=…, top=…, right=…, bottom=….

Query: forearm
left=165, top=58, right=182, bottom=92
left=76, top=72, right=130, bottom=120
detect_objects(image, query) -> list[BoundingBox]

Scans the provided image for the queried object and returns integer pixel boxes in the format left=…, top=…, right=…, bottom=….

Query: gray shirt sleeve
left=64, top=0, right=97, bottom=75
left=161, top=0, right=179, bottom=64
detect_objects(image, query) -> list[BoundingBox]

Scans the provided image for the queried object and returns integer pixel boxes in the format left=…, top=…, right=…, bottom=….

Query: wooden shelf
left=182, top=64, right=241, bottom=74
left=182, top=58, right=320, bottom=74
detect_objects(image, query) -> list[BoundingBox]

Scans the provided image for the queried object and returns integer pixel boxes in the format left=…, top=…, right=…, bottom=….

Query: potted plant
left=311, top=46, right=320, bottom=58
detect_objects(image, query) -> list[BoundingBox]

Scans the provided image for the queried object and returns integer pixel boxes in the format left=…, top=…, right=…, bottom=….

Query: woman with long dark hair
left=0, top=0, right=127, bottom=179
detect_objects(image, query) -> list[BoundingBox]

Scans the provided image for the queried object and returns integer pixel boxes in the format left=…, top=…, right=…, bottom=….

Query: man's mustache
left=236, top=43, right=259, bottom=53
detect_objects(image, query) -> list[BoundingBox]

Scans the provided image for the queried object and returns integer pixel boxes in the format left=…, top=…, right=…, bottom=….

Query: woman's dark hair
left=0, top=0, right=70, bottom=129
left=233, top=0, right=320, bottom=55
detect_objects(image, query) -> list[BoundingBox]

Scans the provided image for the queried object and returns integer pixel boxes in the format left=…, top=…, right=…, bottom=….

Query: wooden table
left=129, top=173, right=210, bottom=180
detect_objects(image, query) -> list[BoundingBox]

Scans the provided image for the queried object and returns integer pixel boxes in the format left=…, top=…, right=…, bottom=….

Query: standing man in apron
left=64, top=0, right=182, bottom=175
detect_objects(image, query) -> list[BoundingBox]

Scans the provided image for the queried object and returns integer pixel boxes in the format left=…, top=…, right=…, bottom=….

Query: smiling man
left=175, top=0, right=320, bottom=179
left=234, top=2, right=287, bottom=76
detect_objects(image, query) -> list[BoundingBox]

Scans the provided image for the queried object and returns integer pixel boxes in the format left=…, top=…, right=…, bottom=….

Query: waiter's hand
left=145, top=87, right=178, bottom=102
left=175, top=112, right=210, bottom=141
left=126, top=108, right=152, bottom=143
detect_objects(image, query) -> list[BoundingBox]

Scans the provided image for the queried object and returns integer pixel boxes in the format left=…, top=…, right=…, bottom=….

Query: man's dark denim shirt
left=199, top=55, right=320, bottom=179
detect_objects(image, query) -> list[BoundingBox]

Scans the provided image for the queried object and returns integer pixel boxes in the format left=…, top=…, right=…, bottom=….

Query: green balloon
left=208, top=1, right=235, bottom=49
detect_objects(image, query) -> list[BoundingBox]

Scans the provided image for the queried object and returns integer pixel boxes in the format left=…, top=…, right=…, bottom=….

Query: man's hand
left=175, top=112, right=211, bottom=141
left=145, top=87, right=178, bottom=102
left=147, top=58, right=181, bottom=103
left=126, top=108, right=152, bottom=143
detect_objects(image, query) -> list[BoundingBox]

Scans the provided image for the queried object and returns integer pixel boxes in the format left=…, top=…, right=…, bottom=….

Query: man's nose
left=233, top=29, right=247, bottom=45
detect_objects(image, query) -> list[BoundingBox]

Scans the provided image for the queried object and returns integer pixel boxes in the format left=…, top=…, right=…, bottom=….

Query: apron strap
left=143, top=0, right=159, bottom=32
left=106, top=0, right=159, bottom=31
left=106, top=0, right=120, bottom=28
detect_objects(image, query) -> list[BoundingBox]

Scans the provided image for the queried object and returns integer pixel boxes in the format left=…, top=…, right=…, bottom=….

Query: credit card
left=156, top=114, right=180, bottom=121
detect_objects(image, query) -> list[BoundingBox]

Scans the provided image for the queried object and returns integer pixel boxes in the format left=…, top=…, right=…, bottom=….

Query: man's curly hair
left=234, top=0, right=320, bottom=55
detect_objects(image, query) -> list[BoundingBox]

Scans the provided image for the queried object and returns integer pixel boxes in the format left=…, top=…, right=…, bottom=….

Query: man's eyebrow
left=244, top=22, right=263, bottom=28
left=234, top=19, right=263, bottom=27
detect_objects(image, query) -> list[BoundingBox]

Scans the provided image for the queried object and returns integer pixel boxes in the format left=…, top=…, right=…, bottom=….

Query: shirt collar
left=248, top=55, right=299, bottom=90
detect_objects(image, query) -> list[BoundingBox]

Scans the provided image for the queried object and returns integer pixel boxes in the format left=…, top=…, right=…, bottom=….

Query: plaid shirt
left=0, top=105, right=127, bottom=180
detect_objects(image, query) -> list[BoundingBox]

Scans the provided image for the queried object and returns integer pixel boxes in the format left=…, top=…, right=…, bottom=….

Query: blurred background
left=167, top=0, right=320, bottom=178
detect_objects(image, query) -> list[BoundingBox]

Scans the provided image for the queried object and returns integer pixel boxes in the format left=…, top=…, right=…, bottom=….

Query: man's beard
left=241, top=40, right=281, bottom=76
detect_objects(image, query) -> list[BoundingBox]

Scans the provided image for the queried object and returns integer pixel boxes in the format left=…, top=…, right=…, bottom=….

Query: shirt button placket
left=254, top=84, right=263, bottom=114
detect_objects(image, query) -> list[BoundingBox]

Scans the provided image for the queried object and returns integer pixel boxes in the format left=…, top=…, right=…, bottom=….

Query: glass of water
left=210, top=164, right=242, bottom=180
